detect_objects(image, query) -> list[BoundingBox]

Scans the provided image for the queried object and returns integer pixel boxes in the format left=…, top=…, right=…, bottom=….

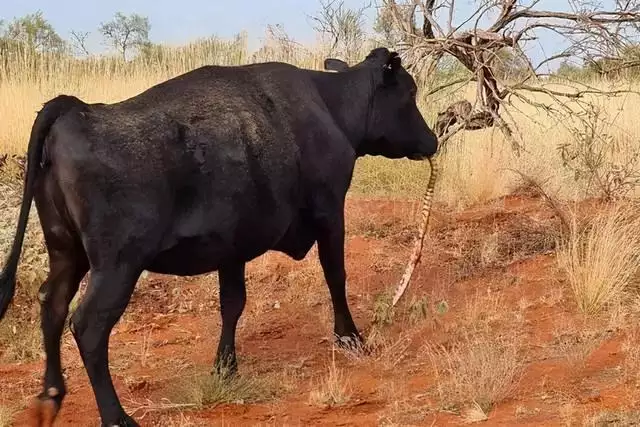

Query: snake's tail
left=391, top=157, right=438, bottom=307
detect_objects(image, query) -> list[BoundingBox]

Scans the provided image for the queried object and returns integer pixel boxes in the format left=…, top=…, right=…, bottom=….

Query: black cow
left=0, top=47, right=437, bottom=426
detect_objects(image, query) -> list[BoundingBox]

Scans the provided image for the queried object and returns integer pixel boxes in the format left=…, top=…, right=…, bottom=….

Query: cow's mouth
left=408, top=153, right=429, bottom=160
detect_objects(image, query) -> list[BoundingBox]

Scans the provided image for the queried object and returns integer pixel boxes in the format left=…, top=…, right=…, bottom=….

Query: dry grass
left=556, top=203, right=640, bottom=315
left=163, top=413, right=202, bottom=427
left=425, top=328, right=523, bottom=419
left=622, top=328, right=640, bottom=386
left=0, top=314, right=42, bottom=363
left=0, top=404, right=12, bottom=427
left=461, top=288, right=504, bottom=330
left=167, top=366, right=276, bottom=409
left=586, top=409, right=640, bottom=426
left=376, top=379, right=431, bottom=426
left=308, top=348, right=352, bottom=407
left=0, top=164, right=48, bottom=299
left=552, top=326, right=606, bottom=370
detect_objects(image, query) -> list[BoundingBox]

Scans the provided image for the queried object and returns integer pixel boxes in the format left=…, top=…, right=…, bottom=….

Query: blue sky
left=0, top=0, right=608, bottom=70
left=1, top=0, right=377, bottom=52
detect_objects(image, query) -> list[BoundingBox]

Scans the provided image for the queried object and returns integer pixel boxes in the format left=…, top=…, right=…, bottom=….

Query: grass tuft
left=556, top=203, right=640, bottom=315
left=308, top=348, right=352, bottom=407
left=168, top=365, right=276, bottom=409
left=425, top=329, right=523, bottom=418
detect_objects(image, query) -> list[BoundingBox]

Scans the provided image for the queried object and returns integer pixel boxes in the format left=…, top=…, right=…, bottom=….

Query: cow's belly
left=272, top=210, right=316, bottom=260
left=147, top=228, right=279, bottom=276
left=147, top=202, right=297, bottom=276
left=147, top=207, right=315, bottom=276
left=146, top=235, right=234, bottom=276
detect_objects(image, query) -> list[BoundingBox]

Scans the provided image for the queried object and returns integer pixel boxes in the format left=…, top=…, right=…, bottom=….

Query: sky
left=0, top=0, right=619, bottom=70
left=1, top=0, right=378, bottom=53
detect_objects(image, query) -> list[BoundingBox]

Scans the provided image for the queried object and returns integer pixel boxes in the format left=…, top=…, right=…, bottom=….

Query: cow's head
left=324, top=48, right=438, bottom=160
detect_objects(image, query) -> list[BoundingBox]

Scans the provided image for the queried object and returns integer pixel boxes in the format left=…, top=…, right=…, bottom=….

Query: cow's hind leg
left=214, top=262, right=246, bottom=376
left=29, top=249, right=88, bottom=426
left=69, top=265, right=141, bottom=426
left=28, top=178, right=90, bottom=427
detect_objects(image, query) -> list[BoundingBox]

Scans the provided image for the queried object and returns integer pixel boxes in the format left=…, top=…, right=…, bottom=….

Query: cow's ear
left=324, top=58, right=349, bottom=72
left=381, top=52, right=403, bottom=83
left=383, top=52, right=401, bottom=72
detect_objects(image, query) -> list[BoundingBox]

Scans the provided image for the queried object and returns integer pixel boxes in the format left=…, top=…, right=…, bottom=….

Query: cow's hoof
left=103, top=413, right=140, bottom=427
left=212, top=356, right=238, bottom=379
left=212, top=364, right=238, bottom=380
left=26, top=396, right=59, bottom=427
left=335, top=333, right=367, bottom=354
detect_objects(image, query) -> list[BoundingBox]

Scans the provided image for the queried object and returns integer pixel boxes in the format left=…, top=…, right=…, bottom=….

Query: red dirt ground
left=1, top=194, right=639, bottom=426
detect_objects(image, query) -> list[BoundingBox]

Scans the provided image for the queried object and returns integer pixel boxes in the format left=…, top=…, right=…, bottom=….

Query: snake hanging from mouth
left=392, top=155, right=438, bottom=307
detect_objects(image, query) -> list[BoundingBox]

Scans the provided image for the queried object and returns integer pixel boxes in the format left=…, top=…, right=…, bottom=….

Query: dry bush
left=558, top=105, right=640, bottom=201
left=425, top=328, right=523, bottom=419
left=367, top=333, right=413, bottom=371
left=308, top=348, right=352, bottom=407
left=405, top=295, right=431, bottom=325
left=349, top=156, right=428, bottom=197
left=556, top=203, right=640, bottom=315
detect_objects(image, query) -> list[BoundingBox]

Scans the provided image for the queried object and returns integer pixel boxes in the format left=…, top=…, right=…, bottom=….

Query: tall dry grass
left=2, top=33, right=640, bottom=208
left=556, top=203, right=640, bottom=315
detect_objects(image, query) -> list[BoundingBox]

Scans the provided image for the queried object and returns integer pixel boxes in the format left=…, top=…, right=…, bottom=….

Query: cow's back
left=47, top=62, right=322, bottom=271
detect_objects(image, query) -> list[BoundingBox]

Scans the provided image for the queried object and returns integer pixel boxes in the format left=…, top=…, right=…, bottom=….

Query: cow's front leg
left=214, top=262, right=246, bottom=377
left=316, top=212, right=363, bottom=349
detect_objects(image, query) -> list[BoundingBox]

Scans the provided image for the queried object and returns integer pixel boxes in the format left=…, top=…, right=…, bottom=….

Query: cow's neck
left=309, top=68, right=374, bottom=151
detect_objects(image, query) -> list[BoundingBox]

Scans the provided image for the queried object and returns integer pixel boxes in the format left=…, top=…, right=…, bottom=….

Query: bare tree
left=251, top=24, right=312, bottom=65
left=310, top=0, right=371, bottom=62
left=99, top=12, right=150, bottom=61
left=70, top=30, right=91, bottom=56
left=378, top=0, right=640, bottom=154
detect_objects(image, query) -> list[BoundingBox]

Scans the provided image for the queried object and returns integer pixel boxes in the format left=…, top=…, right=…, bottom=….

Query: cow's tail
left=0, top=95, right=84, bottom=321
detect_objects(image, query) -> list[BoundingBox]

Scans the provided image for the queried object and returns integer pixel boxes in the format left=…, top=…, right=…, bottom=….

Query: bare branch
left=377, top=0, right=640, bottom=155
left=70, top=30, right=91, bottom=56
